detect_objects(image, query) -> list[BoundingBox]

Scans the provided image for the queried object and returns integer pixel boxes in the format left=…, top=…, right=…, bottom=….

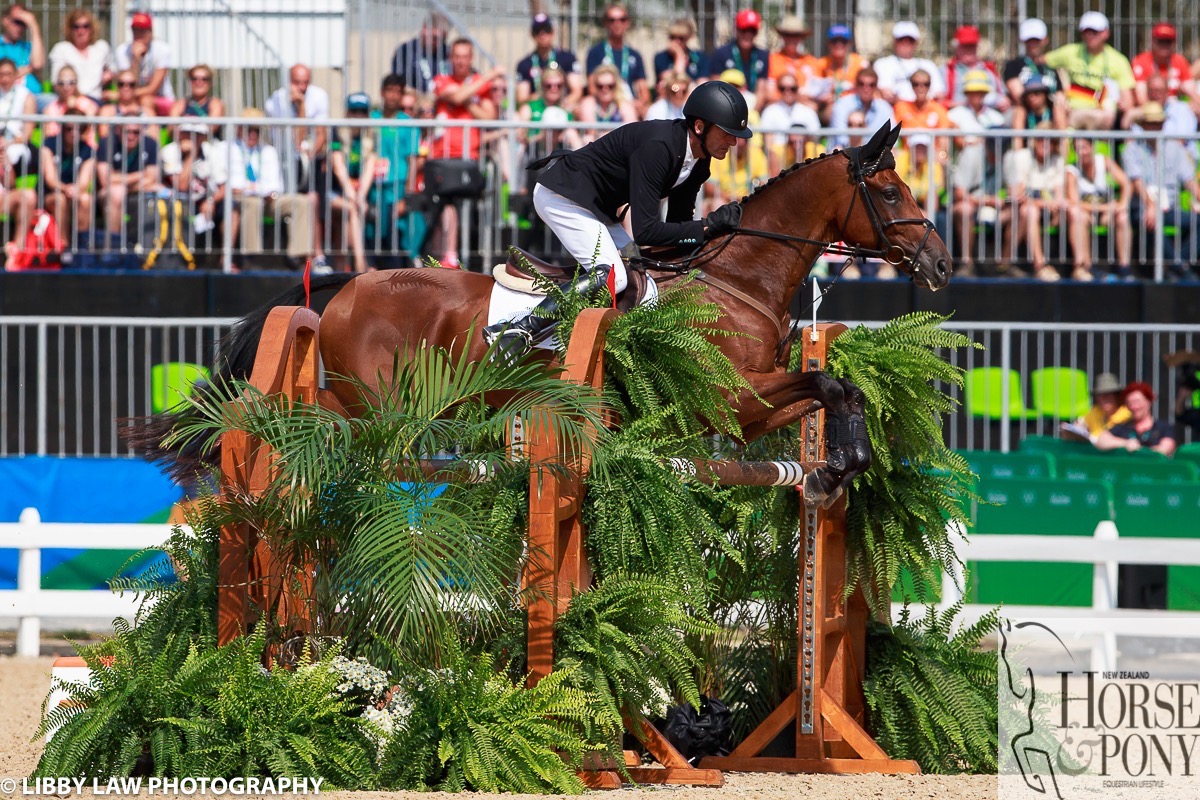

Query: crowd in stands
left=4, top=4, right=1200, bottom=277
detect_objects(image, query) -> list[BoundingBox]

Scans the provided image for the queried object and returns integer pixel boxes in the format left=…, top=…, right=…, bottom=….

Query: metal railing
left=5, top=114, right=1200, bottom=277
left=2, top=315, right=1199, bottom=456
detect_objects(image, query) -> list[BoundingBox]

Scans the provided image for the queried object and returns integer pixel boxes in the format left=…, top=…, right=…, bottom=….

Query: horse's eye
left=883, top=187, right=900, bottom=202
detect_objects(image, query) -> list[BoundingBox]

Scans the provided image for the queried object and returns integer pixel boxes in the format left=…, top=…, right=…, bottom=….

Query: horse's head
left=837, top=122, right=952, bottom=290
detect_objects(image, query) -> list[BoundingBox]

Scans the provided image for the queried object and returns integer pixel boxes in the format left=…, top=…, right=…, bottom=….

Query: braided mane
left=740, top=142, right=896, bottom=206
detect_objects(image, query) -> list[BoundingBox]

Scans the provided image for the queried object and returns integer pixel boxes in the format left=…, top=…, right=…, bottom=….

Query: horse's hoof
left=802, top=468, right=842, bottom=508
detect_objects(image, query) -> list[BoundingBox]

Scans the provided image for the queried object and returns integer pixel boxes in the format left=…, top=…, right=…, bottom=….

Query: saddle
left=491, top=246, right=650, bottom=312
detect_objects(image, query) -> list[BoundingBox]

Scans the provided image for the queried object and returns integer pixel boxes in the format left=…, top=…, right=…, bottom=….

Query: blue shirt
left=653, top=48, right=708, bottom=82
left=828, top=94, right=896, bottom=147
left=0, top=39, right=40, bottom=93
left=370, top=109, right=420, bottom=204
left=585, top=41, right=647, bottom=83
left=708, top=42, right=768, bottom=90
left=516, top=48, right=581, bottom=94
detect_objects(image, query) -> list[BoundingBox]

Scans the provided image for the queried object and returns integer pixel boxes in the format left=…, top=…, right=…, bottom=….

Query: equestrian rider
left=482, top=79, right=750, bottom=362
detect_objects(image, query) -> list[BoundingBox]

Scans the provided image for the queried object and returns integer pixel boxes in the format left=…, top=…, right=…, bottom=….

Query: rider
left=482, top=79, right=750, bottom=362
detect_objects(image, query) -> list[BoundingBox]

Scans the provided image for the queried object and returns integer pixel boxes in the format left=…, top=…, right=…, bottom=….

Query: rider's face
left=702, top=124, right=739, bottom=160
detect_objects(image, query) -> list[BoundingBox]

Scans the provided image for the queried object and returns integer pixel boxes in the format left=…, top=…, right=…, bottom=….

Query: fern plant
left=863, top=603, right=999, bottom=773
left=822, top=312, right=981, bottom=613
left=555, top=574, right=716, bottom=730
left=378, top=648, right=609, bottom=793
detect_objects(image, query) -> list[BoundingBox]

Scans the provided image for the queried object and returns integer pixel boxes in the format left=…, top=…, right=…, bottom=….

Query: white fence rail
left=911, top=521, right=1200, bottom=671
left=0, top=508, right=176, bottom=657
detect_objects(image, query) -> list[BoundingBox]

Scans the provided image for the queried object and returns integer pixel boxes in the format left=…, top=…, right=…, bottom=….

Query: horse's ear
left=861, top=121, right=892, bottom=162
left=885, top=122, right=902, bottom=151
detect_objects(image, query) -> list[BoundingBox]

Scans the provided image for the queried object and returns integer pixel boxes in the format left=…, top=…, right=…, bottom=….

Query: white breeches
left=533, top=183, right=629, bottom=292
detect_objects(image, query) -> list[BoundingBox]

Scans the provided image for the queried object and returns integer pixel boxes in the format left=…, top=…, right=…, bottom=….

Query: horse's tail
left=121, top=273, right=356, bottom=484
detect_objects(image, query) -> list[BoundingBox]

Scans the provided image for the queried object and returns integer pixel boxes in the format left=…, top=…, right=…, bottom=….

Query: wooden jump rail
left=216, top=306, right=917, bottom=787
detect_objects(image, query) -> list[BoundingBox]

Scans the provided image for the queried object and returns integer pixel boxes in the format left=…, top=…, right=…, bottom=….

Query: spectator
left=645, top=69, right=689, bottom=121
left=161, top=122, right=229, bottom=247
left=168, top=63, right=225, bottom=136
left=586, top=3, right=649, bottom=115
left=109, top=12, right=172, bottom=116
left=828, top=67, right=893, bottom=149
left=709, top=9, right=768, bottom=110
left=759, top=73, right=820, bottom=174
left=429, top=38, right=498, bottom=268
left=390, top=14, right=450, bottom=95
left=1003, top=18, right=1062, bottom=105
left=369, top=74, right=422, bottom=266
left=520, top=66, right=583, bottom=165
left=97, top=69, right=154, bottom=140
left=42, top=65, right=98, bottom=146
left=1063, top=372, right=1130, bottom=439
left=1132, top=22, right=1193, bottom=106
left=653, top=19, right=707, bottom=85
left=1011, top=76, right=1066, bottom=151
left=1066, top=136, right=1133, bottom=281
left=47, top=9, right=109, bottom=102
left=872, top=21, right=945, bottom=104
left=1121, top=102, right=1200, bottom=279
left=0, top=4, right=43, bottom=95
left=1094, top=381, right=1177, bottom=456
left=0, top=56, right=35, bottom=153
left=265, top=63, right=329, bottom=264
left=1044, top=11, right=1134, bottom=131
left=578, top=64, right=637, bottom=140
left=96, top=120, right=159, bottom=235
left=326, top=93, right=374, bottom=273
left=944, top=25, right=1007, bottom=111
left=892, top=68, right=952, bottom=160
left=894, top=133, right=945, bottom=230
left=515, top=13, right=583, bottom=112
left=950, top=71, right=1008, bottom=276
left=1125, top=74, right=1197, bottom=149
left=1006, top=122, right=1067, bottom=281
left=39, top=108, right=94, bottom=243
left=766, top=15, right=818, bottom=107
left=814, top=24, right=865, bottom=119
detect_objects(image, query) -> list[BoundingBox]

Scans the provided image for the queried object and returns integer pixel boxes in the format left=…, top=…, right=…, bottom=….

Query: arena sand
left=1, top=656, right=997, bottom=800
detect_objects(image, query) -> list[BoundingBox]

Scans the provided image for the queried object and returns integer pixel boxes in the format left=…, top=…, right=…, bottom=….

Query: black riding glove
left=704, top=202, right=743, bottom=240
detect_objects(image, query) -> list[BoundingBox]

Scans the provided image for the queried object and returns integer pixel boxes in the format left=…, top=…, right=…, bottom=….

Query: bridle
left=629, top=144, right=938, bottom=363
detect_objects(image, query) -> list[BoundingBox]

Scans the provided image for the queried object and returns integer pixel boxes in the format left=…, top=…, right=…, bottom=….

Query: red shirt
left=431, top=72, right=491, bottom=160
left=1131, top=51, right=1191, bottom=95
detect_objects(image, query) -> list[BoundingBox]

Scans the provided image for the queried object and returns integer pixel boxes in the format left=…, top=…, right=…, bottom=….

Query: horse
left=128, top=122, right=952, bottom=503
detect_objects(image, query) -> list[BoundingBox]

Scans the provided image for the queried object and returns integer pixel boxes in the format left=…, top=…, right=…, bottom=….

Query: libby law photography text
left=12, top=777, right=323, bottom=796
left=998, top=617, right=1200, bottom=800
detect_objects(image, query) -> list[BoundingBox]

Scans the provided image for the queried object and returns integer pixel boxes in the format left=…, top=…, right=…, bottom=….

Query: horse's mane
left=739, top=144, right=896, bottom=206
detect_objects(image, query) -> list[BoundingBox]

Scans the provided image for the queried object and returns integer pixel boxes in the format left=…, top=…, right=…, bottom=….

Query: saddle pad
left=486, top=275, right=658, bottom=352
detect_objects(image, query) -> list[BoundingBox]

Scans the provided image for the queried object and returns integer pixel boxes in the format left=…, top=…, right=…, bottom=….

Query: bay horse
left=130, top=122, right=951, bottom=502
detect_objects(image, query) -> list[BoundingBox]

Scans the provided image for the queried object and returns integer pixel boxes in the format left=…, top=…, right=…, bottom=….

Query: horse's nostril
left=936, top=258, right=949, bottom=278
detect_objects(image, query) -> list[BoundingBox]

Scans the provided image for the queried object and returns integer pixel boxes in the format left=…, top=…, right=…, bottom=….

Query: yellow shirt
left=1082, top=404, right=1131, bottom=437
left=894, top=149, right=945, bottom=206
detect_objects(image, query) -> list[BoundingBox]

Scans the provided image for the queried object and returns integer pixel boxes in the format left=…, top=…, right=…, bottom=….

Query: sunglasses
left=779, top=84, right=798, bottom=92
left=543, top=81, right=564, bottom=89
left=857, top=81, right=877, bottom=88
left=190, top=75, right=211, bottom=82
left=72, top=23, right=91, bottom=30
left=829, top=37, right=849, bottom=44
left=56, top=79, right=77, bottom=86
left=118, top=80, right=136, bottom=87
left=596, top=81, right=615, bottom=89
left=605, top=15, right=627, bottom=22
left=911, top=80, right=930, bottom=87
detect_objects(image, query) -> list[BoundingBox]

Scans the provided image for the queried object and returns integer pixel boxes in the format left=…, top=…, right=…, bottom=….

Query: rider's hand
left=704, top=201, right=743, bottom=239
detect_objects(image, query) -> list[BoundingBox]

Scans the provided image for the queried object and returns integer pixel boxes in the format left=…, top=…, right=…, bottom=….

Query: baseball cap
left=892, top=21, right=920, bottom=41
left=531, top=12, right=552, bottom=34
left=735, top=9, right=761, bottom=31
left=907, top=133, right=933, bottom=148
left=827, top=24, right=852, bottom=41
left=1152, top=22, right=1177, bottom=40
left=962, top=69, right=991, bottom=93
left=1019, top=18, right=1047, bottom=42
left=346, top=92, right=371, bottom=112
left=1023, top=75, right=1049, bottom=93
left=719, top=68, right=747, bottom=88
left=1078, top=11, right=1109, bottom=32
left=179, top=121, right=209, bottom=135
left=954, top=25, right=980, bottom=45
left=130, top=12, right=152, bottom=30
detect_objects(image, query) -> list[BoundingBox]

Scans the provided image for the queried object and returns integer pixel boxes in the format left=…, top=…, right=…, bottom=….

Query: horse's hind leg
left=836, top=377, right=872, bottom=481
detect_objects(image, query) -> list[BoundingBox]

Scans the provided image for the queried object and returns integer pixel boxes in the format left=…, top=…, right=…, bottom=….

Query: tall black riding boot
left=482, top=266, right=612, bottom=365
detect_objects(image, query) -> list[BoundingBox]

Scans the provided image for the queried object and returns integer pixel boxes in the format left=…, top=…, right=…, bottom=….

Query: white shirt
left=947, top=103, right=1005, bottom=137
left=872, top=54, right=946, bottom=102
left=112, top=39, right=174, bottom=100
left=160, top=138, right=225, bottom=198
left=759, top=100, right=820, bottom=147
left=265, top=84, right=331, bottom=152
left=214, top=138, right=285, bottom=197
left=674, top=135, right=698, bottom=188
left=1006, top=148, right=1065, bottom=198
left=0, top=82, right=32, bottom=140
left=48, top=39, right=111, bottom=99
left=645, top=97, right=685, bottom=121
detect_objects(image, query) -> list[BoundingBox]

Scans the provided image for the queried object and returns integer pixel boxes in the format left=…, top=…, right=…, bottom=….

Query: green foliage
left=555, top=574, right=716, bottom=729
left=823, top=312, right=982, bottom=612
left=379, top=649, right=608, bottom=793
left=36, top=629, right=378, bottom=786
left=864, top=603, right=999, bottom=773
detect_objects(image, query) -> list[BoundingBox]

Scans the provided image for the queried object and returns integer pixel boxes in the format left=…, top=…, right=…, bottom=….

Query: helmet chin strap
left=693, top=121, right=715, bottom=159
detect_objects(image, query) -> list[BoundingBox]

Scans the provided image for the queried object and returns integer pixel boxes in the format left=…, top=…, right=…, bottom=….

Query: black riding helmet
left=683, top=80, right=753, bottom=140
